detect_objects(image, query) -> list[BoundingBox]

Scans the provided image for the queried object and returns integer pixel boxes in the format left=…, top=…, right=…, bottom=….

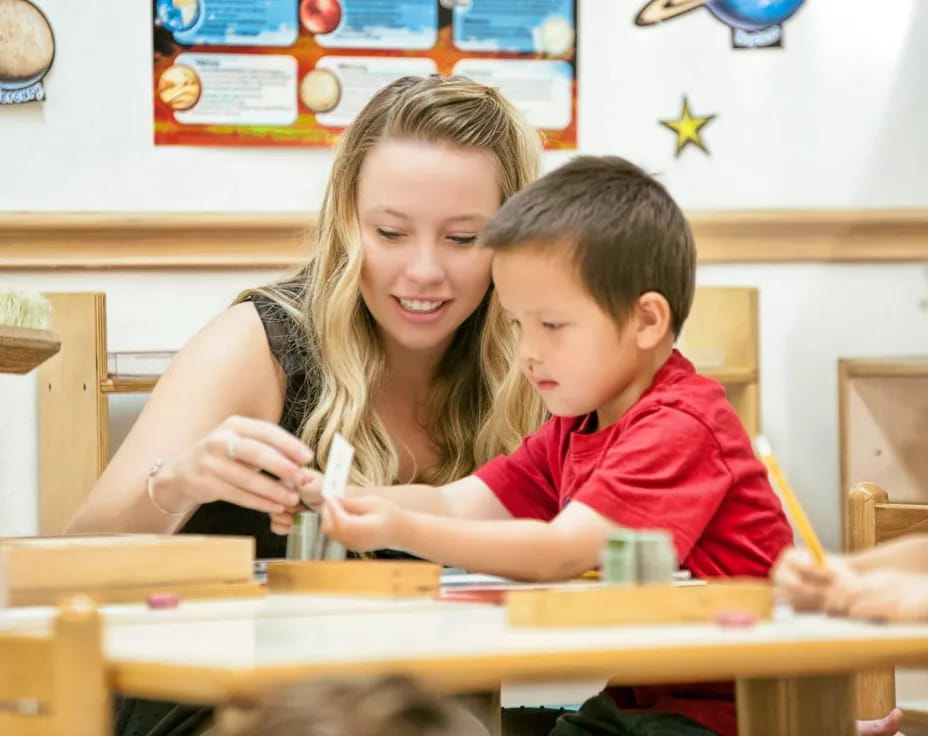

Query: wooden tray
left=7, top=580, right=266, bottom=608
left=0, top=325, right=61, bottom=374
left=506, top=580, right=773, bottom=627
left=0, top=534, right=255, bottom=608
left=267, top=560, right=441, bottom=598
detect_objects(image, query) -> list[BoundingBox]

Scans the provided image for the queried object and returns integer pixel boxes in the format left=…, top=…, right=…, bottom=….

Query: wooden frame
left=0, top=597, right=109, bottom=736
left=2, top=210, right=927, bottom=268
left=847, top=483, right=928, bottom=730
left=37, top=287, right=760, bottom=534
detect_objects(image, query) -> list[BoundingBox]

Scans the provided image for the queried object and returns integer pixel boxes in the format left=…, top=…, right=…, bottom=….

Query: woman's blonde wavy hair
left=240, top=75, right=546, bottom=486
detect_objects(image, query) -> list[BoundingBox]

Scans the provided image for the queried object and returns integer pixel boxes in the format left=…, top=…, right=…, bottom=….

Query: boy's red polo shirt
left=475, top=350, right=793, bottom=736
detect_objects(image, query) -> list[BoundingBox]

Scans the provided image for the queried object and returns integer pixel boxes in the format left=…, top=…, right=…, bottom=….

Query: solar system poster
left=152, top=0, right=578, bottom=149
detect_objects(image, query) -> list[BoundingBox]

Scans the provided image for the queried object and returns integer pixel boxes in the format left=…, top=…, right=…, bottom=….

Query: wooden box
left=0, top=534, right=255, bottom=607
left=267, top=560, right=441, bottom=598
left=506, top=580, right=773, bottom=627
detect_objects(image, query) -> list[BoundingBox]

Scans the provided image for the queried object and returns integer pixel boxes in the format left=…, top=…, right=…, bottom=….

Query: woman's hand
left=153, top=415, right=314, bottom=516
left=269, top=467, right=324, bottom=535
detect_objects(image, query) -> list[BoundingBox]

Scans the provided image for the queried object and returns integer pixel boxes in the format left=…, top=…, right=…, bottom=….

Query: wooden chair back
left=0, top=596, right=109, bottom=736
left=847, top=482, right=928, bottom=724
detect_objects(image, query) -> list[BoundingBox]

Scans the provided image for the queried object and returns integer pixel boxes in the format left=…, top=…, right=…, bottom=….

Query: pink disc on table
left=146, top=593, right=180, bottom=609
left=714, top=610, right=756, bottom=628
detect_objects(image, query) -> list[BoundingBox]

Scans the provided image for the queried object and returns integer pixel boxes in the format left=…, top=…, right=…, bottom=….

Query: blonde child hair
left=220, top=675, right=487, bottom=736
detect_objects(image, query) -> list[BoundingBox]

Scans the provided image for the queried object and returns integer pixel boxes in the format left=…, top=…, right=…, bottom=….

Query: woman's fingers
left=225, top=416, right=313, bottom=467
left=208, top=453, right=300, bottom=508
left=270, top=510, right=295, bottom=536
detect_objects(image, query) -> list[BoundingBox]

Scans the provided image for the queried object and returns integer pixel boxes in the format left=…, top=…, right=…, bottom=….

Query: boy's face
left=492, top=247, right=647, bottom=428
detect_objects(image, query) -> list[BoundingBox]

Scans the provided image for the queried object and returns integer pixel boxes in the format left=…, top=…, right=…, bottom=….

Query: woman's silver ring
left=226, top=437, right=238, bottom=460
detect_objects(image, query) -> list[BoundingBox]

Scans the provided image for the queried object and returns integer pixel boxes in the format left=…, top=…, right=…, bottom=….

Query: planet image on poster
left=635, top=0, right=803, bottom=31
left=300, top=0, right=341, bottom=35
left=158, top=64, right=201, bottom=111
left=300, top=68, right=341, bottom=114
left=538, top=16, right=574, bottom=56
left=156, top=0, right=199, bottom=33
left=0, top=0, right=54, bottom=91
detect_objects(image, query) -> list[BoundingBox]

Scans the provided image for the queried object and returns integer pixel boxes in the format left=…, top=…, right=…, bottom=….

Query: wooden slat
left=875, top=504, right=928, bottom=544
left=0, top=210, right=926, bottom=269
left=736, top=674, right=856, bottom=736
left=0, top=212, right=315, bottom=268
left=100, top=376, right=160, bottom=394
left=52, top=598, right=110, bottom=736
left=0, top=326, right=61, bottom=374
left=841, top=357, right=928, bottom=379
left=680, top=287, right=759, bottom=435
left=0, top=597, right=109, bottom=736
left=8, top=580, right=265, bottom=608
left=38, top=293, right=108, bottom=534
left=0, top=535, right=254, bottom=602
left=845, top=483, right=899, bottom=720
left=506, top=580, right=772, bottom=627
left=267, top=560, right=441, bottom=598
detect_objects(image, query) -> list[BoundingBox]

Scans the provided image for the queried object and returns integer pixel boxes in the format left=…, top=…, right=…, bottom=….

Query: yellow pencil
left=754, top=435, right=828, bottom=570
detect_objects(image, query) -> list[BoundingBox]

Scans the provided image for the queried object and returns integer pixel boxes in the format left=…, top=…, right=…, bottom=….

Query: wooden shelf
left=0, top=326, right=61, bottom=374
left=101, top=350, right=175, bottom=393
left=700, top=368, right=757, bottom=385
left=840, top=357, right=928, bottom=379
left=839, top=356, right=928, bottom=548
left=100, top=376, right=160, bottom=394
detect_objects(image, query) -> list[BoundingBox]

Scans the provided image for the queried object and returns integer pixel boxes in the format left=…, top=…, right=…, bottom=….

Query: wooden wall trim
left=0, top=209, right=925, bottom=269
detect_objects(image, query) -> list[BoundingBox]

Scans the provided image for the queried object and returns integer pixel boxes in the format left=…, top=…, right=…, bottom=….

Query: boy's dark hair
left=221, top=675, right=485, bottom=736
left=481, top=155, right=695, bottom=337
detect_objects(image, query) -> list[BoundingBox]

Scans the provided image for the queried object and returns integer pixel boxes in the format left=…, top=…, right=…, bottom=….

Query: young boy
left=295, top=156, right=794, bottom=736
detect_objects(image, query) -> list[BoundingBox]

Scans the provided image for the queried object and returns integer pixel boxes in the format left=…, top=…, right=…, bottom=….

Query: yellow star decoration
left=660, top=96, right=716, bottom=157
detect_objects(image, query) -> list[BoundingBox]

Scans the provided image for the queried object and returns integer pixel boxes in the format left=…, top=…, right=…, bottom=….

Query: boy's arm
left=323, top=491, right=614, bottom=582
left=298, top=475, right=513, bottom=519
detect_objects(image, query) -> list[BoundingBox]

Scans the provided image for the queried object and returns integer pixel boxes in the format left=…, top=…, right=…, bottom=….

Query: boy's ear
left=633, top=291, right=672, bottom=349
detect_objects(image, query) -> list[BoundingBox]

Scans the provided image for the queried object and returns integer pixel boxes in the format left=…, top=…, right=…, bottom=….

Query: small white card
left=321, top=432, right=355, bottom=500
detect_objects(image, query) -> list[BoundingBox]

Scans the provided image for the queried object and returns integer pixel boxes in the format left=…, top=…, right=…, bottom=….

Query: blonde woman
left=66, top=75, right=545, bottom=736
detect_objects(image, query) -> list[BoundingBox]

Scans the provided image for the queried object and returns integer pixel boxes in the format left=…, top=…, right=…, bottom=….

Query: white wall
left=1, top=0, right=927, bottom=547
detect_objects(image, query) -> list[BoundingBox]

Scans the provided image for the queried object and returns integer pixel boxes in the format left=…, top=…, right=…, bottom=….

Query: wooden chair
left=0, top=596, right=110, bottom=736
left=847, top=482, right=928, bottom=729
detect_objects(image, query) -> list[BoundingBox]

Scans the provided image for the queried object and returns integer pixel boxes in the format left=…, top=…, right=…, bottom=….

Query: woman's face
left=357, top=139, right=501, bottom=358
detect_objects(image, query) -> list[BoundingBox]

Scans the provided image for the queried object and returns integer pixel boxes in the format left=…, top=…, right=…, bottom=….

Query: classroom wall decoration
left=0, top=0, right=54, bottom=105
left=634, top=0, right=806, bottom=49
left=152, top=0, right=578, bottom=149
left=659, top=96, right=716, bottom=157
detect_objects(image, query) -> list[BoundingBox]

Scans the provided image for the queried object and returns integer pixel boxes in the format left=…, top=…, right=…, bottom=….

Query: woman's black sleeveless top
left=114, top=290, right=314, bottom=736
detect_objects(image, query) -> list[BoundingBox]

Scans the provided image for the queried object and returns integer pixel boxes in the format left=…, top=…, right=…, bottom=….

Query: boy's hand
left=296, top=468, right=325, bottom=508
left=772, top=547, right=852, bottom=611
left=825, top=570, right=928, bottom=623
left=321, top=496, right=408, bottom=552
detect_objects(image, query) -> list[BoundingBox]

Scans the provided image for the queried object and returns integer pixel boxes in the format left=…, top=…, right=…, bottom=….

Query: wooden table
left=5, top=594, right=928, bottom=736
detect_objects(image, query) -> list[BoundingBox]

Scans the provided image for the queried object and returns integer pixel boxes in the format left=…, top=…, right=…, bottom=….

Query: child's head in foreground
left=220, top=674, right=487, bottom=736
left=481, top=155, right=696, bottom=427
